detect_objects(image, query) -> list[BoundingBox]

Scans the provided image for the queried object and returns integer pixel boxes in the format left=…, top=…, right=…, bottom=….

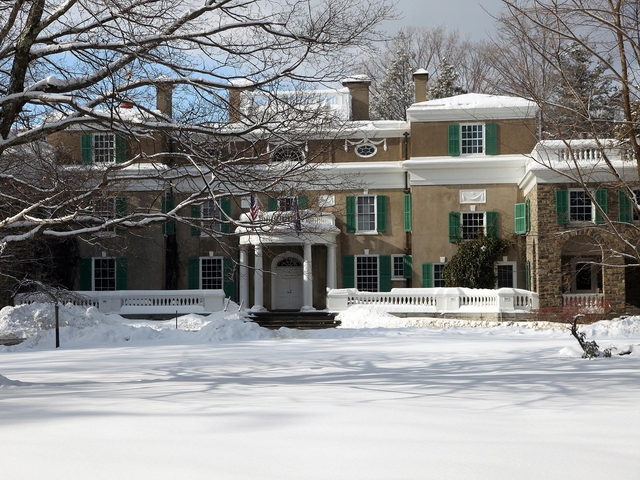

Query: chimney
left=342, top=75, right=371, bottom=121
left=156, top=83, right=174, bottom=118
left=228, top=79, right=254, bottom=123
left=413, top=69, right=429, bottom=103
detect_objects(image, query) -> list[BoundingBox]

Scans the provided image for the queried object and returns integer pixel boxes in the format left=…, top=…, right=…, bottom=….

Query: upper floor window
left=569, top=190, right=592, bottom=222
left=270, top=145, right=305, bottom=163
left=346, top=195, right=387, bottom=234
left=81, top=133, right=127, bottom=164
left=448, top=123, right=498, bottom=156
left=192, top=197, right=231, bottom=236
left=202, top=200, right=225, bottom=232
left=355, top=143, right=377, bottom=158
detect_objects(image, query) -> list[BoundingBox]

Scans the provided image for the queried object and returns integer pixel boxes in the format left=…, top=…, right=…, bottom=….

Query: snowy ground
left=1, top=303, right=640, bottom=479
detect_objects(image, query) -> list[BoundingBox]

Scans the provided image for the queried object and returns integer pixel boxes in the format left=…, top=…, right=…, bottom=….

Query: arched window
left=271, top=145, right=305, bottom=163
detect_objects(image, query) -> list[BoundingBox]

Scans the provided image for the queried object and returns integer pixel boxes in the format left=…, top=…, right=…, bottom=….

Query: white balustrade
left=563, top=293, right=606, bottom=313
left=327, top=287, right=538, bottom=314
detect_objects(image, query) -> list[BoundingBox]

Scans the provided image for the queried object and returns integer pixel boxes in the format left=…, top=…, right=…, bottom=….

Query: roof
left=406, top=93, right=539, bottom=122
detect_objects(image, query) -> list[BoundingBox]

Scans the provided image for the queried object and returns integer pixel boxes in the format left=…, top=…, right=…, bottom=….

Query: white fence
left=327, top=288, right=538, bottom=315
left=563, top=293, right=607, bottom=313
left=15, top=290, right=226, bottom=315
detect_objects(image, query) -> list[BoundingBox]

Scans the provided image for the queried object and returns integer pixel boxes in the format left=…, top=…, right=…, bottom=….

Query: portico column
left=239, top=245, right=249, bottom=310
left=302, top=241, right=314, bottom=311
left=326, top=243, right=337, bottom=290
left=253, top=244, right=265, bottom=310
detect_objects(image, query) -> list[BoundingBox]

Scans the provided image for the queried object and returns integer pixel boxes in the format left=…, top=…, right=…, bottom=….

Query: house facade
left=46, top=73, right=640, bottom=314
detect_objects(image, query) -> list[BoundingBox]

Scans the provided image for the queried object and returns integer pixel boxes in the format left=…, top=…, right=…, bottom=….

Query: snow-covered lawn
left=1, top=304, right=640, bottom=479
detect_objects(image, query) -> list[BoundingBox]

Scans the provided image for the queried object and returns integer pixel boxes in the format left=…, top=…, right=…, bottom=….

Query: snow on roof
left=407, top=93, right=539, bottom=122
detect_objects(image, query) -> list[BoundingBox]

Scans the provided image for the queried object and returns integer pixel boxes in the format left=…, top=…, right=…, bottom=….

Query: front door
left=273, top=257, right=303, bottom=310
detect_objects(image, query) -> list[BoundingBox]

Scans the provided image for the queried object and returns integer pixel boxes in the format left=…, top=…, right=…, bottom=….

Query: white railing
left=563, top=293, right=606, bottom=313
left=327, top=287, right=538, bottom=314
left=15, top=289, right=226, bottom=315
left=533, top=139, right=624, bottom=164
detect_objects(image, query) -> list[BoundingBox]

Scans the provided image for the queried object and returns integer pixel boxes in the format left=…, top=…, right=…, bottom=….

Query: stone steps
left=248, top=311, right=340, bottom=330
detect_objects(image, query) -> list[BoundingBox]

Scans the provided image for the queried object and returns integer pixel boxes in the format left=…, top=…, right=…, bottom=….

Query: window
left=79, top=257, right=127, bottom=291
left=92, top=197, right=116, bottom=221
left=278, top=197, right=296, bottom=212
left=356, top=256, right=379, bottom=292
left=81, top=133, right=127, bottom=164
left=270, top=145, right=305, bottom=163
left=202, top=200, right=224, bottom=232
left=192, top=198, right=230, bottom=235
left=392, top=255, right=404, bottom=280
left=496, top=262, right=517, bottom=288
left=346, top=195, right=387, bottom=234
left=355, top=143, right=377, bottom=158
left=461, top=124, right=484, bottom=154
left=201, top=257, right=223, bottom=290
left=448, top=123, right=498, bottom=156
left=569, top=190, right=592, bottom=222
left=94, top=258, right=116, bottom=291
left=571, top=258, right=602, bottom=293
left=449, top=211, right=498, bottom=242
left=433, top=264, right=445, bottom=287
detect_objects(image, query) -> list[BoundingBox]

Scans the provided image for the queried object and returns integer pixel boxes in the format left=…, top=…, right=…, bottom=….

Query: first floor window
left=433, top=263, right=445, bottom=287
left=496, top=263, right=516, bottom=288
left=392, top=255, right=405, bottom=280
left=201, top=257, right=223, bottom=289
left=94, top=258, right=116, bottom=291
left=462, top=212, right=485, bottom=240
left=356, top=256, right=378, bottom=292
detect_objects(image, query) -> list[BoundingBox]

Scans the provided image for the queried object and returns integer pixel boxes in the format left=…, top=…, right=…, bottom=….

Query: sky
left=388, top=0, right=507, bottom=40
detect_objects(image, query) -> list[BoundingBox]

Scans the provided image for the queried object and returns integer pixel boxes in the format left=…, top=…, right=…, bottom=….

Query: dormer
left=406, top=93, right=539, bottom=158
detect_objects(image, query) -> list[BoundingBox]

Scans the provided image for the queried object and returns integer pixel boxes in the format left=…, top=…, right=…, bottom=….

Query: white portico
left=236, top=211, right=339, bottom=311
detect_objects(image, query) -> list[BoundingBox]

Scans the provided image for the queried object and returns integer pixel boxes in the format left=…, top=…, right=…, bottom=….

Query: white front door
left=273, top=257, right=303, bottom=310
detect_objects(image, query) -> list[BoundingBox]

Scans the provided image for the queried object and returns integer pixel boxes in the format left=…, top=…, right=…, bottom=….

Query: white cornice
left=403, top=156, right=528, bottom=185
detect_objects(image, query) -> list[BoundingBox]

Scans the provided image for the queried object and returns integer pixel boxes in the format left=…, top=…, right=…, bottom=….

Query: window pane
left=356, top=256, right=378, bottom=292
left=93, top=134, right=116, bottom=163
left=461, top=124, right=483, bottom=154
left=94, top=258, right=116, bottom=291
left=201, top=258, right=223, bottom=289
left=433, top=264, right=445, bottom=287
left=393, top=256, right=404, bottom=278
left=497, top=264, right=514, bottom=288
left=357, top=196, right=376, bottom=231
left=569, top=191, right=592, bottom=222
left=462, top=212, right=485, bottom=240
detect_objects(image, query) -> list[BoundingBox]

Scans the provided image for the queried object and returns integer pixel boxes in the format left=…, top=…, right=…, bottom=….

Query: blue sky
left=387, top=0, right=506, bottom=40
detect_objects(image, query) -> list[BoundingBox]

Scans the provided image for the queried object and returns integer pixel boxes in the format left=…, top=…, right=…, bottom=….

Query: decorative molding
left=460, top=190, right=486, bottom=204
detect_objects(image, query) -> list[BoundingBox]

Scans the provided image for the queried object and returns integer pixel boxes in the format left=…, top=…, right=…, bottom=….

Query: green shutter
left=448, top=212, right=461, bottom=242
left=79, top=258, right=92, bottom=290
left=525, top=261, right=531, bottom=291
left=526, top=199, right=531, bottom=232
left=485, top=123, right=498, bottom=155
left=191, top=205, right=201, bottom=236
left=81, top=134, right=93, bottom=164
left=268, top=197, right=277, bottom=212
left=556, top=190, right=569, bottom=225
left=220, top=197, right=231, bottom=234
left=188, top=258, right=200, bottom=289
left=486, top=211, right=499, bottom=237
left=379, top=255, right=391, bottom=292
left=376, top=195, right=387, bottom=233
left=162, top=197, right=176, bottom=235
left=595, top=188, right=608, bottom=224
left=448, top=124, right=460, bottom=156
left=115, top=134, right=127, bottom=163
left=403, top=255, right=413, bottom=279
left=514, top=203, right=527, bottom=234
left=346, top=196, right=356, bottom=233
left=115, top=257, right=128, bottom=290
left=223, top=257, right=236, bottom=300
left=297, top=196, right=308, bottom=208
left=115, top=197, right=127, bottom=235
left=619, top=190, right=632, bottom=223
left=404, top=193, right=412, bottom=232
left=422, top=263, right=433, bottom=288
left=342, top=255, right=355, bottom=288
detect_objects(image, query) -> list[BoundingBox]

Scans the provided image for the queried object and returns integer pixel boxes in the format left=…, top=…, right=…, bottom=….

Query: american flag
left=249, top=194, right=259, bottom=222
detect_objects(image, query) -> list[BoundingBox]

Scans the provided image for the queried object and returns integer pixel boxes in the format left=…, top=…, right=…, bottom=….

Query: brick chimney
left=412, top=69, right=429, bottom=103
left=156, top=83, right=174, bottom=118
left=342, top=75, right=371, bottom=121
left=228, top=79, right=254, bottom=123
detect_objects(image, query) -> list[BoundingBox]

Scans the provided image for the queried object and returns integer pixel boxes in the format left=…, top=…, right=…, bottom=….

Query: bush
left=443, top=233, right=510, bottom=288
